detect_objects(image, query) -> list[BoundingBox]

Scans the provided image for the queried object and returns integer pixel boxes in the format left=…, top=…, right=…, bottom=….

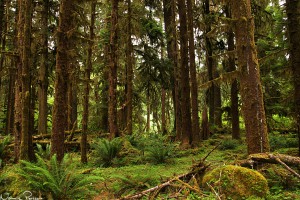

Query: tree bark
left=125, top=0, right=133, bottom=135
left=230, top=0, right=269, bottom=154
left=51, top=0, right=74, bottom=161
left=19, top=0, right=32, bottom=161
left=187, top=0, right=201, bottom=145
left=178, top=0, right=192, bottom=147
left=108, top=0, right=119, bottom=138
left=81, top=1, right=96, bottom=164
left=286, top=0, right=300, bottom=156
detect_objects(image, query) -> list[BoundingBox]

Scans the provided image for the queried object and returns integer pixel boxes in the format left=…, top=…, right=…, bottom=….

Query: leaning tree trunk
left=230, top=0, right=269, bottom=154
left=81, top=1, right=96, bottom=164
left=178, top=0, right=192, bottom=147
left=286, top=0, right=300, bottom=156
left=108, top=0, right=119, bottom=138
left=37, top=0, right=49, bottom=135
left=51, top=0, right=74, bottom=161
left=187, top=0, right=201, bottom=145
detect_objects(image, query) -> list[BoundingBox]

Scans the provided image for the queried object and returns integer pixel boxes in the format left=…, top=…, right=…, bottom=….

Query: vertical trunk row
left=126, top=0, right=133, bottom=135
left=81, top=1, right=96, bottom=163
left=51, top=0, right=74, bottom=161
left=108, top=0, right=119, bottom=138
left=286, top=0, right=300, bottom=155
left=187, top=0, right=201, bottom=145
left=230, top=0, right=269, bottom=154
left=178, top=0, right=192, bottom=147
left=38, top=0, right=49, bottom=135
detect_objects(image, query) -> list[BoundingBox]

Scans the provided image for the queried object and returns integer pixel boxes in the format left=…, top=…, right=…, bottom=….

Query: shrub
left=91, top=138, right=123, bottom=167
left=35, top=143, right=51, bottom=159
left=145, top=134, right=177, bottom=164
left=269, top=134, right=298, bottom=151
left=17, top=154, right=102, bottom=199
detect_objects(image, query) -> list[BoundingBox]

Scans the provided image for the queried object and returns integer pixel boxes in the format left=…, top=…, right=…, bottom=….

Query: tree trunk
left=187, top=0, right=201, bottom=145
left=286, top=0, right=300, bottom=156
left=125, top=0, right=133, bottom=135
left=108, top=0, right=119, bottom=138
left=230, top=0, right=269, bottom=154
left=51, top=0, right=74, bottom=161
left=81, top=1, right=96, bottom=164
left=5, top=62, right=16, bottom=135
left=178, top=0, right=192, bottom=147
left=214, top=72, right=222, bottom=128
left=204, top=0, right=215, bottom=127
left=19, top=0, right=32, bottom=161
left=38, top=0, right=49, bottom=135
left=225, top=5, right=240, bottom=140
left=163, top=0, right=181, bottom=140
left=161, top=88, right=167, bottom=134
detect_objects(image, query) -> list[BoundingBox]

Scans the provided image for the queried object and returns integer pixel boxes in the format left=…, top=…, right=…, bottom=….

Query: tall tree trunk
left=38, top=0, right=49, bottom=135
left=51, top=0, right=74, bottom=161
left=230, top=0, right=269, bottom=154
left=0, top=0, right=6, bottom=88
left=161, top=88, right=167, bottom=134
left=225, top=5, right=240, bottom=140
left=204, top=0, right=215, bottom=127
left=125, top=0, right=133, bottom=135
left=19, top=0, right=32, bottom=161
left=108, top=0, right=119, bottom=138
left=187, top=0, right=201, bottom=145
left=163, top=0, right=181, bottom=139
left=81, top=1, right=96, bottom=164
left=286, top=0, right=300, bottom=156
left=5, top=62, right=15, bottom=135
left=178, top=0, right=192, bottom=147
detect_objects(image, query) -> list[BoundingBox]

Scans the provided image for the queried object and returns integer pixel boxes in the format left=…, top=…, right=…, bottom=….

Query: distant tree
left=286, top=0, right=300, bottom=155
left=230, top=0, right=269, bottom=154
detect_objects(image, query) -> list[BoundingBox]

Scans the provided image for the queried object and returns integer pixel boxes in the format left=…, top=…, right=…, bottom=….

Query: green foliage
left=269, top=134, right=298, bottom=151
left=91, top=138, right=123, bottom=167
left=219, top=139, right=241, bottom=150
left=145, top=134, right=177, bottom=164
left=17, top=154, right=102, bottom=199
left=35, top=143, right=51, bottom=159
left=0, top=136, right=11, bottom=167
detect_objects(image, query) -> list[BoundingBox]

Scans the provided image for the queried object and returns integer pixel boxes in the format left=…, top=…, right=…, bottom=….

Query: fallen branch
left=268, top=154, right=300, bottom=179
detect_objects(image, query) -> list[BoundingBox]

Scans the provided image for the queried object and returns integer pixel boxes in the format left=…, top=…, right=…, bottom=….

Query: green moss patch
left=202, top=165, right=269, bottom=199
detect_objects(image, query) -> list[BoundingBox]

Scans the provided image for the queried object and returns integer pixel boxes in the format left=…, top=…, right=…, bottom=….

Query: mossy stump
left=202, top=165, right=269, bottom=199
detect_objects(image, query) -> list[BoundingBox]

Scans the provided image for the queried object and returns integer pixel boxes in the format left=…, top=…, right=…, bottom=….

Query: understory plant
left=17, top=154, right=102, bottom=200
left=0, top=136, right=11, bottom=168
left=35, top=143, right=51, bottom=159
left=91, top=137, right=123, bottom=167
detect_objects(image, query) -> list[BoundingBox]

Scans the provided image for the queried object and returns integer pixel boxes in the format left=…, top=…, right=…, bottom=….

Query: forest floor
left=91, top=133, right=300, bottom=200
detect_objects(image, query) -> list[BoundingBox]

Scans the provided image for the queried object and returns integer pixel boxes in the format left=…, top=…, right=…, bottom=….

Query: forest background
left=0, top=0, right=299, bottom=199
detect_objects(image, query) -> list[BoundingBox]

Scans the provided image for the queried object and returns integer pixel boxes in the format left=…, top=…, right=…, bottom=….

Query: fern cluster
left=0, top=136, right=11, bottom=168
left=17, top=154, right=102, bottom=199
left=35, top=143, right=51, bottom=159
left=91, top=138, right=123, bottom=167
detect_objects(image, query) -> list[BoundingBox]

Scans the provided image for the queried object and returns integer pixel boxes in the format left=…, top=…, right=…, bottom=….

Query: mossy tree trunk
left=81, top=1, right=96, bottom=164
left=187, top=0, right=201, bottom=145
left=108, top=0, right=119, bottom=138
left=178, top=0, right=192, bottom=147
left=51, top=0, right=75, bottom=161
left=163, top=0, right=181, bottom=140
left=225, top=5, right=240, bottom=140
left=37, top=0, right=49, bottom=135
left=19, top=0, right=33, bottom=161
left=230, top=0, right=269, bottom=154
left=286, top=0, right=300, bottom=156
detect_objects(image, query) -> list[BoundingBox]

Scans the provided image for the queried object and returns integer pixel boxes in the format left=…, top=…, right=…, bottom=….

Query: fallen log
left=237, top=153, right=300, bottom=180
